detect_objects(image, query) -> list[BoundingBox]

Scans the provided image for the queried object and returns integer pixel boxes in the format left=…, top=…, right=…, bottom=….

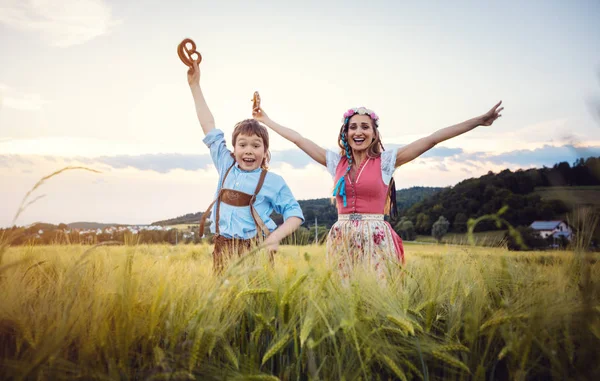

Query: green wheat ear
left=235, top=288, right=273, bottom=300
left=261, top=333, right=291, bottom=365
left=380, top=354, right=409, bottom=381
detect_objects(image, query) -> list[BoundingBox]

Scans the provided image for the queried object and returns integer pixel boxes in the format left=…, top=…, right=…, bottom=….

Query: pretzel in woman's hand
left=177, top=38, right=202, bottom=74
left=252, top=92, right=269, bottom=122
left=252, top=91, right=261, bottom=112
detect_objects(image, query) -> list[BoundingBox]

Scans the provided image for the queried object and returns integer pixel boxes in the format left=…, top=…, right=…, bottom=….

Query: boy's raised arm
left=188, top=61, right=216, bottom=135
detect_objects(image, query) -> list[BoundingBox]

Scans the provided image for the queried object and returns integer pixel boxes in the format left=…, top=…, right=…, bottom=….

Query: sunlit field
left=1, top=242, right=598, bottom=380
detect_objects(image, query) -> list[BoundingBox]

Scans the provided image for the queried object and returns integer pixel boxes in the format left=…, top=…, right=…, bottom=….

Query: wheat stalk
left=480, top=313, right=528, bottom=331
left=386, top=314, right=415, bottom=336
left=261, top=333, right=291, bottom=365
left=431, top=350, right=471, bottom=374
left=381, top=354, right=409, bottom=381
left=236, top=288, right=274, bottom=300
left=437, top=344, right=470, bottom=353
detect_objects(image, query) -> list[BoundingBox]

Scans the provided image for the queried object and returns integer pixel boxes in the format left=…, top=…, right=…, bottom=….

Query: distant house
left=529, top=220, right=572, bottom=240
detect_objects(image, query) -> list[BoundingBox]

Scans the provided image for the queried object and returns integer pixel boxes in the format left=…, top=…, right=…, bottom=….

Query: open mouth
left=242, top=158, right=256, bottom=165
left=353, top=137, right=366, bottom=145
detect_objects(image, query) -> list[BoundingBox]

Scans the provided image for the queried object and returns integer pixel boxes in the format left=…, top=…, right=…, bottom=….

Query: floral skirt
left=326, top=215, right=405, bottom=279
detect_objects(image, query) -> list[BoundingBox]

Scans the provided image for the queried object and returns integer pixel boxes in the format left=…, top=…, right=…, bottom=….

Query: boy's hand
left=187, top=61, right=200, bottom=86
left=263, top=236, right=279, bottom=252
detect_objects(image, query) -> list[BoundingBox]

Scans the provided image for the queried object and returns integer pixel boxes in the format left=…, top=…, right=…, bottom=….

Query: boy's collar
left=233, top=163, right=263, bottom=173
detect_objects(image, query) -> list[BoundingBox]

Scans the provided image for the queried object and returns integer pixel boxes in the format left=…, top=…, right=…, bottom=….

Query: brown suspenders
left=199, top=162, right=270, bottom=241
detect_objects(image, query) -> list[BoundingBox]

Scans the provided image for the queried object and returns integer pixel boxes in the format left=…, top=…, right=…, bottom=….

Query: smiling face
left=233, top=133, right=266, bottom=171
left=346, top=114, right=376, bottom=152
left=231, top=119, right=270, bottom=171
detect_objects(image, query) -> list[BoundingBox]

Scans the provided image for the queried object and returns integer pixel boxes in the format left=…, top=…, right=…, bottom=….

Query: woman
left=253, top=102, right=503, bottom=278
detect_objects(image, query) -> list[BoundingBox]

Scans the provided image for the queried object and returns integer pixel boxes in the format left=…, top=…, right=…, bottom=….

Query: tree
left=432, top=216, right=450, bottom=243
left=395, top=217, right=416, bottom=241
left=415, top=213, right=432, bottom=234
left=453, top=213, right=468, bottom=233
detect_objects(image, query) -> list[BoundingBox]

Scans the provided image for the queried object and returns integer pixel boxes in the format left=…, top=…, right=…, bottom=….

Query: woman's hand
left=252, top=107, right=269, bottom=123
left=478, top=100, right=503, bottom=126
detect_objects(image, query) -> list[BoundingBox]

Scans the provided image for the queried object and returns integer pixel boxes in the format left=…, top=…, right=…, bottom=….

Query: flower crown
left=342, top=107, right=380, bottom=127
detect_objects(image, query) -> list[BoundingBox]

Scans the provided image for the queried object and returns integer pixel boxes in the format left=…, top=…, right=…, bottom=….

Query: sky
left=1, top=0, right=599, bottom=227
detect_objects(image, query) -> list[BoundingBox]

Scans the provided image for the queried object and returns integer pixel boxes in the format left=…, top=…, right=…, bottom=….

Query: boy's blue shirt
left=202, top=129, right=305, bottom=239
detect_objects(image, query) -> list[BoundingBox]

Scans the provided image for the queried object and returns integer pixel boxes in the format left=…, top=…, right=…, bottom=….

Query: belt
left=338, top=213, right=384, bottom=221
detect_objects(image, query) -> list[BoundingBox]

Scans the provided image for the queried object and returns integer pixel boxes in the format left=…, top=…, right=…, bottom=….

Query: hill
left=152, top=212, right=203, bottom=226
left=396, top=186, right=445, bottom=212
left=68, top=222, right=123, bottom=229
left=404, top=157, right=600, bottom=234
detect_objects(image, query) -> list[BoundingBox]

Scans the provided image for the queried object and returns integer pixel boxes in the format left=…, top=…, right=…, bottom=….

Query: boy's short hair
left=232, top=119, right=271, bottom=169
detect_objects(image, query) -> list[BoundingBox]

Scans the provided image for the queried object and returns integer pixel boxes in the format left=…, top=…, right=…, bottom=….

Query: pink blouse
left=327, top=149, right=398, bottom=214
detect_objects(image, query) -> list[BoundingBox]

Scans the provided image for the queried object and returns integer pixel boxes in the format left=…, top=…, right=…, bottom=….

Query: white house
left=529, top=220, right=572, bottom=240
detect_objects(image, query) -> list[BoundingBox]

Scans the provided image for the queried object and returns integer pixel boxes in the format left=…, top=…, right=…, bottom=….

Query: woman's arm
left=395, top=101, right=503, bottom=167
left=253, top=108, right=327, bottom=166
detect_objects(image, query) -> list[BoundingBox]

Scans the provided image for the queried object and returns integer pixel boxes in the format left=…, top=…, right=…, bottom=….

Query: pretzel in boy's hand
left=177, top=38, right=202, bottom=74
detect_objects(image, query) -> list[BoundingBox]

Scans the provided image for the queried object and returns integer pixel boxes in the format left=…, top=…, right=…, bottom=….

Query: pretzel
left=177, top=38, right=202, bottom=74
left=252, top=91, right=261, bottom=111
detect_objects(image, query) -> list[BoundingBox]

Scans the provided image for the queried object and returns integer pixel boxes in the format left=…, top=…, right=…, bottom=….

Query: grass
left=0, top=242, right=599, bottom=380
left=415, top=230, right=508, bottom=246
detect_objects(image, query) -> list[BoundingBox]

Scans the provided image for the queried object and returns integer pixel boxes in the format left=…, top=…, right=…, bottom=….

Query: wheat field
left=0, top=242, right=598, bottom=381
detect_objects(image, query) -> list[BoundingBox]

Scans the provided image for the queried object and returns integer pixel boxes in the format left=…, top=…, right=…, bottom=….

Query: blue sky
left=1, top=0, right=599, bottom=227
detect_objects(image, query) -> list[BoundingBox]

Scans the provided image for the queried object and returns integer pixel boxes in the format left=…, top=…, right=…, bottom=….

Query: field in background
left=168, top=223, right=199, bottom=232
left=415, top=230, right=508, bottom=246
left=535, top=186, right=600, bottom=211
left=0, top=243, right=598, bottom=380
left=172, top=224, right=509, bottom=247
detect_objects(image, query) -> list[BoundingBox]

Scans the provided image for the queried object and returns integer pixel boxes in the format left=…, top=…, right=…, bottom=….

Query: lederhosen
left=199, top=162, right=270, bottom=272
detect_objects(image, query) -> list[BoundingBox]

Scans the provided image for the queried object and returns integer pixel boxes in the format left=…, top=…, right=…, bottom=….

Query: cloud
left=0, top=154, right=34, bottom=167
left=76, top=154, right=214, bottom=174
left=271, top=150, right=314, bottom=168
left=0, top=0, right=120, bottom=47
left=422, top=147, right=463, bottom=159
left=0, top=83, right=49, bottom=111
left=435, top=163, right=449, bottom=172
left=2, top=144, right=600, bottom=174
left=473, top=145, right=600, bottom=167
left=386, top=144, right=463, bottom=159
left=84, top=150, right=322, bottom=172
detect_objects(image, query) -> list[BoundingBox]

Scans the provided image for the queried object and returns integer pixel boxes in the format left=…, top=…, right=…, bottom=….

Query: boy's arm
left=263, top=217, right=303, bottom=251
left=263, top=180, right=305, bottom=251
left=188, top=61, right=216, bottom=135
left=191, top=57, right=231, bottom=173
